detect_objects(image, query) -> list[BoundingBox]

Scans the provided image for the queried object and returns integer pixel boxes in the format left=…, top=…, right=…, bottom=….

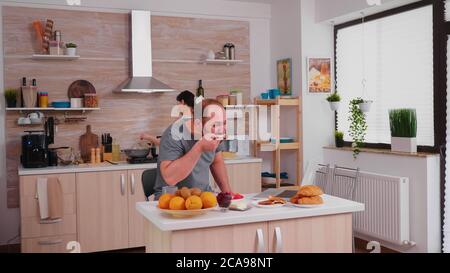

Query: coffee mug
left=28, top=113, right=39, bottom=119
left=18, top=117, right=31, bottom=125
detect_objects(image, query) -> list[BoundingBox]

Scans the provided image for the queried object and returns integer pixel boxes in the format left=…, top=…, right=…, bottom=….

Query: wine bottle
left=20, top=77, right=27, bottom=107
left=196, top=80, right=205, bottom=98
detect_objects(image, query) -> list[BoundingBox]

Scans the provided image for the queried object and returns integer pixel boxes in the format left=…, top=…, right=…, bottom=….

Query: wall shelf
left=32, top=54, right=80, bottom=61
left=6, top=107, right=100, bottom=114
left=203, top=59, right=244, bottom=66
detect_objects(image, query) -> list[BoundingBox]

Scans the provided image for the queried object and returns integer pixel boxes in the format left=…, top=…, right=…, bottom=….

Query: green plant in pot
left=348, top=98, right=368, bottom=158
left=389, top=109, right=417, bottom=153
left=326, top=91, right=341, bottom=111
left=4, top=88, right=18, bottom=108
left=65, top=42, right=78, bottom=56
left=335, top=131, right=344, bottom=148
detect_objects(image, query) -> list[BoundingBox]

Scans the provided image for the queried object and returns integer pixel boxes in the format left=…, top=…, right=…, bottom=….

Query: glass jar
left=49, top=40, right=62, bottom=55
left=84, top=94, right=98, bottom=108
left=39, top=92, right=49, bottom=108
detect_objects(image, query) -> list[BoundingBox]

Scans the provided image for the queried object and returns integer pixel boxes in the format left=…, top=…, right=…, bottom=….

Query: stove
left=127, top=157, right=158, bottom=164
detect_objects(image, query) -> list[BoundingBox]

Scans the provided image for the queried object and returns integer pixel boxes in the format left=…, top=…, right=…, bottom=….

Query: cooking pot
left=123, top=148, right=150, bottom=159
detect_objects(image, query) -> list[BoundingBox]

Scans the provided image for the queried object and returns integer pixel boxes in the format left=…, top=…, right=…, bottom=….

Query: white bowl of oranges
left=157, top=187, right=218, bottom=218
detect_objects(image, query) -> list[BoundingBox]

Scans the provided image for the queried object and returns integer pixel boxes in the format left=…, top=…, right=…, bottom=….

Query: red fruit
left=233, top=193, right=244, bottom=200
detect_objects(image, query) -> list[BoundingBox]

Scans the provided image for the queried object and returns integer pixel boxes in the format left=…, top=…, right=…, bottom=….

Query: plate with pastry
left=252, top=196, right=287, bottom=208
left=289, top=185, right=325, bottom=208
left=290, top=196, right=324, bottom=208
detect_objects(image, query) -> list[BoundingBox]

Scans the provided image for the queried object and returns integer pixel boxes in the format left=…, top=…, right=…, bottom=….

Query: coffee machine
left=21, top=117, right=55, bottom=168
left=21, top=130, right=48, bottom=168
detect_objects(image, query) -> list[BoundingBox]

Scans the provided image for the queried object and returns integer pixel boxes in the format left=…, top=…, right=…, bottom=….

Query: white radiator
left=316, top=168, right=411, bottom=246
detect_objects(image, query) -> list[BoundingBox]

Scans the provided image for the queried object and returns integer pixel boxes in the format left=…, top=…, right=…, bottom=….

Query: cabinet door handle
left=120, top=174, right=125, bottom=196
left=131, top=173, right=136, bottom=195
left=38, top=239, right=63, bottom=246
left=256, top=228, right=266, bottom=253
left=274, top=227, right=283, bottom=253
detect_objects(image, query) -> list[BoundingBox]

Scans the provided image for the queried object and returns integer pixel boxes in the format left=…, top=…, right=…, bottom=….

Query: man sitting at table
left=153, top=99, right=232, bottom=200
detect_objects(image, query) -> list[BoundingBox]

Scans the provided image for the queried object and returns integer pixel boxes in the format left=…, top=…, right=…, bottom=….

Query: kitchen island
left=136, top=195, right=364, bottom=253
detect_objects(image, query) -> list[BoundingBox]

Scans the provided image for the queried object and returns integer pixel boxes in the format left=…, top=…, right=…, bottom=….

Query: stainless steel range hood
left=116, top=10, right=174, bottom=93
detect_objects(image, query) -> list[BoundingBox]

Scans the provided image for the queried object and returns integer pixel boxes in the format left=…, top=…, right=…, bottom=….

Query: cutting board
left=79, top=125, right=99, bottom=163
left=68, top=80, right=96, bottom=99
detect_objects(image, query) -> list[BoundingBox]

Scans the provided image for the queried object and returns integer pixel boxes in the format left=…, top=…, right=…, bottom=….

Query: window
left=446, top=0, right=450, bottom=21
left=335, top=5, right=434, bottom=146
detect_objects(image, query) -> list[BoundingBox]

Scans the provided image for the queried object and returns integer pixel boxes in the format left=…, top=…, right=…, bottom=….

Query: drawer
left=20, top=174, right=77, bottom=238
left=21, top=214, right=77, bottom=239
left=21, top=234, right=77, bottom=253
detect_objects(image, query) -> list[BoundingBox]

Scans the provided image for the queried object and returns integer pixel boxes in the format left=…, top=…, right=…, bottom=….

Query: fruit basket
left=157, top=206, right=217, bottom=218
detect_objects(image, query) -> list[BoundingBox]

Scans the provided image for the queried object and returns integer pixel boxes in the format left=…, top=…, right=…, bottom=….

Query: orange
left=169, top=196, right=186, bottom=210
left=158, top=194, right=174, bottom=210
left=200, top=192, right=217, bottom=209
left=185, top=196, right=203, bottom=210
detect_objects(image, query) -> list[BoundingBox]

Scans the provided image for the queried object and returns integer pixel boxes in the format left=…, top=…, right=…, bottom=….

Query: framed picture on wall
left=307, top=57, right=332, bottom=93
left=277, top=58, right=292, bottom=96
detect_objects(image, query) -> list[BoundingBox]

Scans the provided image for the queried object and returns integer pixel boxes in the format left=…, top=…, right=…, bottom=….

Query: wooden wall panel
left=2, top=6, right=250, bottom=208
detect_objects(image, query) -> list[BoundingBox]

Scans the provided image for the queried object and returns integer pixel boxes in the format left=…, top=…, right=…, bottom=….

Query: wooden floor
left=0, top=239, right=397, bottom=253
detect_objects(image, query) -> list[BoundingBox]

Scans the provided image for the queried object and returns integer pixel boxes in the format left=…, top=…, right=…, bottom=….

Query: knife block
left=102, top=144, right=113, bottom=162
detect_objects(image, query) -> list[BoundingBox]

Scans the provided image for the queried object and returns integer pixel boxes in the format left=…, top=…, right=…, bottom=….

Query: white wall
left=300, top=0, right=335, bottom=169
left=316, top=0, right=421, bottom=23
left=324, top=149, right=441, bottom=253
left=0, top=0, right=272, bottom=246
left=261, top=0, right=301, bottom=184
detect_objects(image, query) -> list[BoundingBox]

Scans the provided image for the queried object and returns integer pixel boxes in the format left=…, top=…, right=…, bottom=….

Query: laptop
left=252, top=188, right=298, bottom=200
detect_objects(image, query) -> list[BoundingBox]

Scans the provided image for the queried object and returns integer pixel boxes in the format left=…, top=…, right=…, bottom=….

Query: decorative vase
left=391, top=137, right=417, bottom=153
left=329, top=102, right=340, bottom=111
left=335, top=137, right=344, bottom=148
left=65, top=47, right=77, bottom=56
left=358, top=101, right=373, bottom=113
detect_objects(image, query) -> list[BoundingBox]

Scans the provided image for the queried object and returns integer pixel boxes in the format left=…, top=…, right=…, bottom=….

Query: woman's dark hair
left=176, top=90, right=195, bottom=108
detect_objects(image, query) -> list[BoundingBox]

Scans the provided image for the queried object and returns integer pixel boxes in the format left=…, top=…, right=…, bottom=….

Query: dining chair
left=142, top=168, right=157, bottom=201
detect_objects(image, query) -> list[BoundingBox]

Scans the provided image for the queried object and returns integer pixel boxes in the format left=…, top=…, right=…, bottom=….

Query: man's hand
left=140, top=133, right=159, bottom=145
left=198, top=137, right=221, bottom=153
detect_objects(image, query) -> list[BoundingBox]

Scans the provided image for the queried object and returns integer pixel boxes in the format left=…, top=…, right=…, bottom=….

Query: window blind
left=446, top=0, right=450, bottom=21
left=336, top=5, right=434, bottom=146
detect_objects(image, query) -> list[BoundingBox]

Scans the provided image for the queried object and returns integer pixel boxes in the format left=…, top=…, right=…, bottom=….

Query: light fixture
left=366, top=0, right=381, bottom=6
left=66, top=0, right=81, bottom=6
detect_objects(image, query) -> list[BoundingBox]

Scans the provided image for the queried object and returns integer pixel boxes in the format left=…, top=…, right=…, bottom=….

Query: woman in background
left=140, top=90, right=195, bottom=146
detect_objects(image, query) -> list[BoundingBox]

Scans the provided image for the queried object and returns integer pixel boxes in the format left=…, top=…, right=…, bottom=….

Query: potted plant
left=326, top=91, right=341, bottom=111
left=65, top=42, right=77, bottom=56
left=358, top=99, right=373, bottom=113
left=4, top=88, right=17, bottom=108
left=349, top=98, right=368, bottom=158
left=389, top=109, right=417, bottom=153
left=335, top=131, right=344, bottom=148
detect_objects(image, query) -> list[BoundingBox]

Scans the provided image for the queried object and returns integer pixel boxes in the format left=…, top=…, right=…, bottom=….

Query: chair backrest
left=301, top=162, right=330, bottom=189
left=329, top=165, right=359, bottom=200
left=142, top=169, right=158, bottom=201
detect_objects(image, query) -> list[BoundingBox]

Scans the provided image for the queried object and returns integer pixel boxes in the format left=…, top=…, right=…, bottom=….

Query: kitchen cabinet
left=19, top=173, right=77, bottom=253
left=127, top=169, right=147, bottom=248
left=146, top=221, right=268, bottom=253
left=267, top=214, right=353, bottom=253
left=21, top=234, right=77, bottom=253
left=226, top=163, right=262, bottom=194
left=76, top=171, right=129, bottom=253
left=210, top=161, right=262, bottom=194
